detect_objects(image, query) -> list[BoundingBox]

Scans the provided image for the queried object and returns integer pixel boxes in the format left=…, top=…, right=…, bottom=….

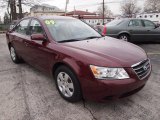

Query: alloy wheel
left=57, top=72, right=74, bottom=97
left=10, top=47, right=16, bottom=61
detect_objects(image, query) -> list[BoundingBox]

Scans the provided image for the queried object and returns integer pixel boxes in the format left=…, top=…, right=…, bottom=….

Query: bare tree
left=18, top=0, right=42, bottom=19
left=121, top=0, right=141, bottom=18
left=4, top=12, right=10, bottom=24
left=97, top=4, right=113, bottom=17
left=0, top=0, right=43, bottom=21
left=144, top=0, right=160, bottom=12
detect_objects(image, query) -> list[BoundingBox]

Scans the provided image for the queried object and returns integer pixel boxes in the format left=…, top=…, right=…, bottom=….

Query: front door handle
left=24, top=41, right=29, bottom=47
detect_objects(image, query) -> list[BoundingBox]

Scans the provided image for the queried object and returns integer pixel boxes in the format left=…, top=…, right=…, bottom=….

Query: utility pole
left=10, top=0, right=17, bottom=20
left=18, top=0, right=23, bottom=19
left=102, top=0, right=105, bottom=25
left=65, top=0, right=69, bottom=16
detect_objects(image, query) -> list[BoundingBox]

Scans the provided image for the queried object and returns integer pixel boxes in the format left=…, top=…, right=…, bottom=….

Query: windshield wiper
left=83, top=36, right=102, bottom=40
left=58, top=39, right=81, bottom=43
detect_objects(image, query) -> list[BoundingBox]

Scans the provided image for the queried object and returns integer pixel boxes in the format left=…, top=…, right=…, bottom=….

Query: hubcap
left=120, top=35, right=128, bottom=41
left=57, top=72, right=74, bottom=97
left=10, top=47, right=16, bottom=61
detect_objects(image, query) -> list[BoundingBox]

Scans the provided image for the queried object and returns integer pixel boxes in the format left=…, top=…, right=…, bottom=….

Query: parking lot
left=0, top=34, right=160, bottom=120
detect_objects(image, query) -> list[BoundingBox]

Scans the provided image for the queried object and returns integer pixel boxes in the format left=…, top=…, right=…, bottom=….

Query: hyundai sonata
left=6, top=16, right=151, bottom=102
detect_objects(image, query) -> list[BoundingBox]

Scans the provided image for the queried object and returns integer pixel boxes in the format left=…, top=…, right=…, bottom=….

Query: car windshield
left=106, top=20, right=123, bottom=26
left=45, top=19, right=101, bottom=42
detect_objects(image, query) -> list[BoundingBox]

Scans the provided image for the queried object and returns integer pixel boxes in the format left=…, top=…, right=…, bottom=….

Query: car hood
left=61, top=37, right=147, bottom=67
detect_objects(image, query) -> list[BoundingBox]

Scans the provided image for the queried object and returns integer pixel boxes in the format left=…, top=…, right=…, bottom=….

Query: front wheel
left=55, top=66, right=82, bottom=102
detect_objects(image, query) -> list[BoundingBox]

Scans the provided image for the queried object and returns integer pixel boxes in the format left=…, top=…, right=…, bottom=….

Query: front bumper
left=81, top=68, right=151, bottom=102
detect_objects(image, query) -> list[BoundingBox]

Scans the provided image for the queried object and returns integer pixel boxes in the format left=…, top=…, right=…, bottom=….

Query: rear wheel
left=9, top=46, right=22, bottom=64
left=119, top=34, right=130, bottom=42
left=55, top=66, right=82, bottom=102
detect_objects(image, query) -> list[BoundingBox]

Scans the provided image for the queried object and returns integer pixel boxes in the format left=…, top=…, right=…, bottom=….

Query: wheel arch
left=118, top=31, right=131, bottom=38
left=52, top=60, right=81, bottom=80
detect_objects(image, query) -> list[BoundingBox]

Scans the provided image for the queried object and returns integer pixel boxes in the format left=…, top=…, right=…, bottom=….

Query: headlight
left=90, top=65, right=129, bottom=80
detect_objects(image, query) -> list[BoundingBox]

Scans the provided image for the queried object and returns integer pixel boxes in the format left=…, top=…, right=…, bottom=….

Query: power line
left=70, top=0, right=144, bottom=7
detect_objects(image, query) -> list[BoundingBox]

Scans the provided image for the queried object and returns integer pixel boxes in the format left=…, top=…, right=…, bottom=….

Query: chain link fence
left=0, top=24, right=10, bottom=32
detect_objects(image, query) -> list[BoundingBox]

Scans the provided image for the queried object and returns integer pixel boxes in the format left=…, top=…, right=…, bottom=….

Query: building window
left=140, top=16, right=142, bottom=18
left=156, top=15, right=159, bottom=18
left=150, top=15, right=152, bottom=18
left=144, top=15, right=147, bottom=18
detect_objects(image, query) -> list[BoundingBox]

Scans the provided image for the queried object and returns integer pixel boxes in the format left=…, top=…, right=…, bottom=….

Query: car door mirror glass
left=31, top=34, right=46, bottom=41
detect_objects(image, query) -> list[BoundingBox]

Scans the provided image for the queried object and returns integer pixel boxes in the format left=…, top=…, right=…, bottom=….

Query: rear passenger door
left=11, top=19, right=31, bottom=59
left=128, top=19, right=145, bottom=41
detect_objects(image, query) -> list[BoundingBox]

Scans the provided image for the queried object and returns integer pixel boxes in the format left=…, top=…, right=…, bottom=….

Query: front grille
left=132, top=59, right=151, bottom=80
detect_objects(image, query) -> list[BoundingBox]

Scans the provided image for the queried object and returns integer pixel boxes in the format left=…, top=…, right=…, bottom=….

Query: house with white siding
left=136, top=13, right=160, bottom=24
left=63, top=10, right=114, bottom=25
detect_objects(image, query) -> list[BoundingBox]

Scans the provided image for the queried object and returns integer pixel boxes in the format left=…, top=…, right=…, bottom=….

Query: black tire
left=118, top=34, right=130, bottom=42
left=9, top=45, right=22, bottom=64
left=54, top=65, right=82, bottom=102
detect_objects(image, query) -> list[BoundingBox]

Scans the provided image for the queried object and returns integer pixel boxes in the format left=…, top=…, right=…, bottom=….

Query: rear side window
left=29, top=19, right=44, bottom=35
left=15, top=19, right=30, bottom=35
left=143, top=20, right=155, bottom=28
left=129, top=20, right=143, bottom=27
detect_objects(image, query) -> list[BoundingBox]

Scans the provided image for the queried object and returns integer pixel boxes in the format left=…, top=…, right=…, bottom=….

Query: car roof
left=116, top=18, right=150, bottom=21
left=24, top=16, right=76, bottom=20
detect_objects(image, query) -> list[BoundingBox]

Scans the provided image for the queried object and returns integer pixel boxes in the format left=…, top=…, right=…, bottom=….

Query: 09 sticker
left=45, top=20, right=55, bottom=25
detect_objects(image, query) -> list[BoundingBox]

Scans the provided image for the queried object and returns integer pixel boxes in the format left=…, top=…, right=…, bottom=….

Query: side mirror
left=31, top=34, right=46, bottom=41
left=155, top=24, right=160, bottom=28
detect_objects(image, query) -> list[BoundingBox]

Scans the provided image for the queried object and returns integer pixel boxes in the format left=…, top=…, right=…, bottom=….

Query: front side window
left=129, top=20, right=143, bottom=27
left=45, top=19, right=101, bottom=42
left=15, top=19, right=30, bottom=35
left=143, top=20, right=155, bottom=28
left=29, top=19, right=44, bottom=34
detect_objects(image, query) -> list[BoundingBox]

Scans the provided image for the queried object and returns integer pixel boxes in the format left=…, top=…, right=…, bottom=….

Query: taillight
left=102, top=26, right=107, bottom=36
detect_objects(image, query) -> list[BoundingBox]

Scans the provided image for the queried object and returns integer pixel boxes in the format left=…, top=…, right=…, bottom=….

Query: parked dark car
left=102, top=18, right=160, bottom=42
left=6, top=16, right=151, bottom=102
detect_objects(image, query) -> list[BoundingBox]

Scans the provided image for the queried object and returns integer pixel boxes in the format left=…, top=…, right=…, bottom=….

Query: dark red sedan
left=6, top=16, right=151, bottom=102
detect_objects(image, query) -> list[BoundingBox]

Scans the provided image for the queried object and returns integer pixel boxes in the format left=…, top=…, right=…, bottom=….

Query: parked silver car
left=101, top=18, right=160, bottom=42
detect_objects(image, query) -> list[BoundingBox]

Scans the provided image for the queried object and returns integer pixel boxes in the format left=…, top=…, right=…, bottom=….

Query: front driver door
left=11, top=18, right=31, bottom=61
left=24, top=19, right=54, bottom=73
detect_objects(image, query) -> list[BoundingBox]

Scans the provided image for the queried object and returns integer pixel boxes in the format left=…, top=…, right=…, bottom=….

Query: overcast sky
left=1, top=0, right=145, bottom=20
left=41, top=0, right=144, bottom=14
